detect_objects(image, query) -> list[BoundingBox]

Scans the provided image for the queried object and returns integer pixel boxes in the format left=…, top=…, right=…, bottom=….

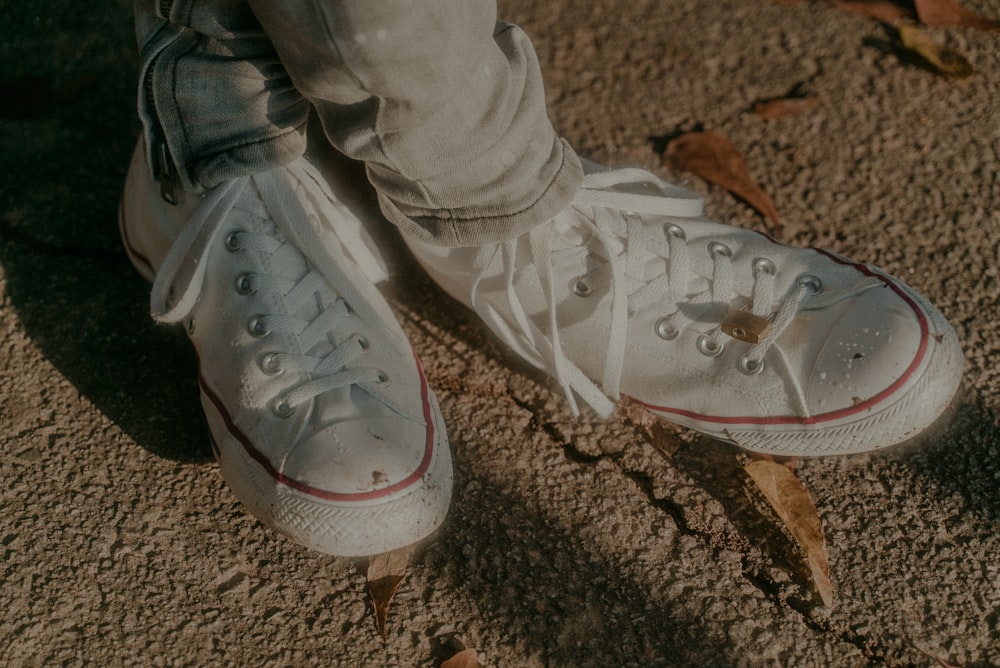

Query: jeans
left=134, top=0, right=583, bottom=246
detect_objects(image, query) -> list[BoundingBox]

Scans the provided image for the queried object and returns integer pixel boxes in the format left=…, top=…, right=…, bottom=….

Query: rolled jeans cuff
left=376, top=137, right=582, bottom=247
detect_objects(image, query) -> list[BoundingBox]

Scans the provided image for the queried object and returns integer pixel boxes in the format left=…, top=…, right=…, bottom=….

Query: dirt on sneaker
left=0, top=1, right=998, bottom=666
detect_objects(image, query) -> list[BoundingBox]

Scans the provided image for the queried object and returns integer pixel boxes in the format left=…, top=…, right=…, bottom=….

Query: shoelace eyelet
left=235, top=273, right=255, bottom=295
left=354, top=334, right=371, bottom=352
left=375, top=371, right=390, bottom=386
left=248, top=316, right=269, bottom=338
left=753, top=257, right=777, bottom=277
left=655, top=317, right=679, bottom=340
left=797, top=274, right=823, bottom=295
left=260, top=353, right=282, bottom=375
left=272, top=397, right=294, bottom=418
left=184, top=316, right=195, bottom=335
left=697, top=335, right=724, bottom=357
left=225, top=231, right=242, bottom=252
left=739, top=355, right=765, bottom=375
left=572, top=277, right=593, bottom=297
left=664, top=223, right=687, bottom=240
left=708, top=241, right=732, bottom=258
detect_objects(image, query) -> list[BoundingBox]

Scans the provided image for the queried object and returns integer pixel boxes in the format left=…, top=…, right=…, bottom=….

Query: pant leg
left=135, top=0, right=582, bottom=246
left=134, top=0, right=309, bottom=194
left=246, top=0, right=582, bottom=246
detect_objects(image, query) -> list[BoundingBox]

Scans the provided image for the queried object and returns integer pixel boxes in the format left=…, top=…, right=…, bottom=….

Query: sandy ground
left=1, top=0, right=998, bottom=666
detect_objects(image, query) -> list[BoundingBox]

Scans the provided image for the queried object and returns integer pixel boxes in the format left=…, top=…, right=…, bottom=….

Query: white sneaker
left=119, top=139, right=452, bottom=556
left=404, top=165, right=964, bottom=456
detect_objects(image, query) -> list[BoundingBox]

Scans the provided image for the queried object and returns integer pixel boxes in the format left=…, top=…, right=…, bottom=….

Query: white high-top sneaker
left=405, top=165, right=964, bottom=456
left=120, top=139, right=452, bottom=556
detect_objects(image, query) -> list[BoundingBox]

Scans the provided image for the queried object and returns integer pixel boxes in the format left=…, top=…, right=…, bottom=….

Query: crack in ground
left=516, top=397, right=888, bottom=664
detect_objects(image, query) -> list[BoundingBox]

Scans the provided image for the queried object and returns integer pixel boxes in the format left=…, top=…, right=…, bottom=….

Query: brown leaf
left=831, top=1, right=914, bottom=23
left=745, top=459, right=833, bottom=607
left=914, top=0, right=1000, bottom=29
left=367, top=546, right=412, bottom=639
left=663, top=131, right=782, bottom=234
left=441, top=648, right=480, bottom=668
left=897, top=24, right=975, bottom=77
left=752, top=95, right=822, bottom=120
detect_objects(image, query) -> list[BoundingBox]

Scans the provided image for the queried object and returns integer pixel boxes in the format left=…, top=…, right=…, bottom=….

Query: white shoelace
left=149, top=160, right=391, bottom=414
left=468, top=168, right=814, bottom=417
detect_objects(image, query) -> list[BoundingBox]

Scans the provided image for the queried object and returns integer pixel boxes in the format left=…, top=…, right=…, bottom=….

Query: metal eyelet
left=235, top=273, right=254, bottom=295
left=753, top=257, right=776, bottom=277
left=708, top=241, right=732, bottom=258
left=375, top=371, right=390, bottom=386
left=697, top=335, right=724, bottom=357
left=655, top=317, right=679, bottom=340
left=355, top=334, right=370, bottom=352
left=272, top=397, right=294, bottom=418
left=225, top=231, right=241, bottom=252
left=260, top=353, right=282, bottom=375
left=572, top=277, right=593, bottom=297
left=797, top=274, right=823, bottom=295
left=664, top=223, right=687, bottom=240
left=248, top=316, right=269, bottom=338
left=184, top=316, right=195, bottom=336
left=739, top=355, right=765, bottom=375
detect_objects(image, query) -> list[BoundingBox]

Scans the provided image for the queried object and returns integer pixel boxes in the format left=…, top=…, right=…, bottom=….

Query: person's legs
left=135, top=0, right=582, bottom=245
left=247, top=0, right=583, bottom=247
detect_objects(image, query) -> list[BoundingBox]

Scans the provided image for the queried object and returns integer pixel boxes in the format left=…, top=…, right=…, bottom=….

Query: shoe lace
left=148, top=160, right=391, bottom=415
left=470, top=168, right=817, bottom=417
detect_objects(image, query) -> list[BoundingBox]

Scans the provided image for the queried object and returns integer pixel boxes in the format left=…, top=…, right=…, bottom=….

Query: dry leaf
left=831, top=0, right=914, bottom=22
left=663, top=131, right=782, bottom=234
left=752, top=95, right=822, bottom=120
left=367, top=546, right=412, bottom=638
left=914, top=0, right=1000, bottom=29
left=745, top=459, right=833, bottom=606
left=441, top=648, right=480, bottom=668
left=897, top=24, right=975, bottom=77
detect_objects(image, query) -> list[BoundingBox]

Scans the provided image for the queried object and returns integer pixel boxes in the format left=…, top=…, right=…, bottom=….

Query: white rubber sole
left=203, top=378, right=453, bottom=557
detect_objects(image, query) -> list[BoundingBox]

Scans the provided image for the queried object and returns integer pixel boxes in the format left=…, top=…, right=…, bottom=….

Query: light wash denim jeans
left=134, top=0, right=583, bottom=246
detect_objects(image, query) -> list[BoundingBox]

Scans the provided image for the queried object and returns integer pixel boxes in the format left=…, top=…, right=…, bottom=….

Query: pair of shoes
left=121, top=143, right=963, bottom=555
left=120, top=140, right=451, bottom=557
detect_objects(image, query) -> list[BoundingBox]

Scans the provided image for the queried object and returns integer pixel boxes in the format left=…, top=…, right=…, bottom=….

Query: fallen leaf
left=897, top=24, right=975, bottom=77
left=752, top=95, right=822, bottom=120
left=832, top=0, right=914, bottom=22
left=914, top=0, right=1000, bottom=29
left=441, top=648, right=480, bottom=668
left=663, top=131, right=782, bottom=234
left=745, top=459, right=833, bottom=606
left=367, top=545, right=412, bottom=638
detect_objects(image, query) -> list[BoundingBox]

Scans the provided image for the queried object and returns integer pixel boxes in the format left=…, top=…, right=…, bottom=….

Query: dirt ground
left=1, top=1, right=998, bottom=666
